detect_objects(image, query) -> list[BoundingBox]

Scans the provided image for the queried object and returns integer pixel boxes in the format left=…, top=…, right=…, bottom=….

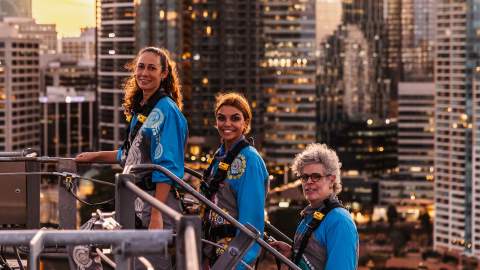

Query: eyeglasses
left=297, top=173, right=331, bottom=183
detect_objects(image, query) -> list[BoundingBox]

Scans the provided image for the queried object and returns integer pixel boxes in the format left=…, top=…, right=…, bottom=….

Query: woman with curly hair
left=76, top=47, right=188, bottom=232
left=270, top=143, right=358, bottom=270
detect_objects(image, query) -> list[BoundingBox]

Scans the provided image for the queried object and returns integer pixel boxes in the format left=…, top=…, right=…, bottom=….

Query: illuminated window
left=167, top=11, right=178, bottom=21
left=205, top=26, right=212, bottom=36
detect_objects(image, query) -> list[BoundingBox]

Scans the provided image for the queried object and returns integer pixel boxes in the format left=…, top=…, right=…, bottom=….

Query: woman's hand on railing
left=75, top=152, right=99, bottom=162
left=269, top=241, right=292, bottom=259
left=75, top=151, right=118, bottom=163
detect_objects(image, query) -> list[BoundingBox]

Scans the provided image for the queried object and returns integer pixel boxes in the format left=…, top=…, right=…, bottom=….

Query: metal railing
left=0, top=151, right=202, bottom=270
left=125, top=164, right=301, bottom=270
left=0, top=150, right=297, bottom=270
left=0, top=230, right=172, bottom=270
left=115, top=173, right=201, bottom=270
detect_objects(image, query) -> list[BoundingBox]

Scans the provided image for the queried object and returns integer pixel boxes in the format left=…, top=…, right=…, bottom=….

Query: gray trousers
left=134, top=191, right=182, bottom=270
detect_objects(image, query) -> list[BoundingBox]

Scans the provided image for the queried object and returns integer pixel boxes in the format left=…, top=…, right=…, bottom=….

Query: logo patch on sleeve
left=227, top=154, right=246, bottom=179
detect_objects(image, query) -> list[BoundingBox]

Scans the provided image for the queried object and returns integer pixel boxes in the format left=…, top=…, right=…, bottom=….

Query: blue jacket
left=117, top=96, right=188, bottom=185
left=205, top=140, right=268, bottom=269
left=293, top=200, right=358, bottom=270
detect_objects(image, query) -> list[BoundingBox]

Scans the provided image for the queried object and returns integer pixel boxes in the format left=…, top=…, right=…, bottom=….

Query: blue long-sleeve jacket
left=293, top=202, right=359, bottom=270
left=117, top=96, right=188, bottom=184
left=205, top=141, right=268, bottom=269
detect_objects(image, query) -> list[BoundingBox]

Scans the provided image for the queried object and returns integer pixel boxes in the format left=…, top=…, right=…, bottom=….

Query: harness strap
left=123, top=89, right=169, bottom=158
left=200, top=138, right=251, bottom=266
left=201, top=138, right=251, bottom=199
left=292, top=198, right=343, bottom=264
left=121, top=89, right=171, bottom=191
left=208, top=224, right=237, bottom=241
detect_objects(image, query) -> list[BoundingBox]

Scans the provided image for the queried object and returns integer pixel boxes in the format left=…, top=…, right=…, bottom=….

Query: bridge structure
left=0, top=149, right=299, bottom=270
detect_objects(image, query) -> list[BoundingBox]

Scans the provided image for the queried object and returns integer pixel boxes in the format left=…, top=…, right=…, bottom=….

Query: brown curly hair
left=214, top=92, right=252, bottom=134
left=123, top=47, right=183, bottom=115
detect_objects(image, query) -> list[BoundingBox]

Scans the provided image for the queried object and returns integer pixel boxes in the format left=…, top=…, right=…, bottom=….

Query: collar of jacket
left=300, top=194, right=339, bottom=217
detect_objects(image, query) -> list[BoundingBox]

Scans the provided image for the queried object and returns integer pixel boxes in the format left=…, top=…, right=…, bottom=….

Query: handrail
left=127, top=164, right=301, bottom=270
left=120, top=177, right=183, bottom=222
left=265, top=221, right=293, bottom=245
left=185, top=166, right=203, bottom=179
left=0, top=148, right=37, bottom=158
left=0, top=230, right=172, bottom=270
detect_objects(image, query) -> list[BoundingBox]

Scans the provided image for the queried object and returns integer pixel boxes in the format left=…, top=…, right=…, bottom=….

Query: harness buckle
left=137, top=114, right=147, bottom=123
left=218, top=162, right=229, bottom=171
left=313, top=211, right=324, bottom=221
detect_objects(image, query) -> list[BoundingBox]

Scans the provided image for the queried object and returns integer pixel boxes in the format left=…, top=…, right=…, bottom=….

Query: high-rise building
left=61, top=27, right=95, bottom=61
left=400, top=0, right=435, bottom=81
left=96, top=0, right=136, bottom=150
left=186, top=0, right=263, bottom=153
left=398, top=82, right=434, bottom=180
left=39, top=87, right=95, bottom=157
left=2, top=17, right=57, bottom=55
left=386, top=0, right=435, bottom=85
left=0, top=0, right=31, bottom=19
left=335, top=119, right=397, bottom=176
left=135, top=0, right=184, bottom=57
left=43, top=57, right=95, bottom=92
left=0, top=23, right=40, bottom=151
left=262, top=0, right=318, bottom=169
left=434, top=0, right=480, bottom=257
left=39, top=56, right=96, bottom=157
left=312, top=0, right=393, bottom=176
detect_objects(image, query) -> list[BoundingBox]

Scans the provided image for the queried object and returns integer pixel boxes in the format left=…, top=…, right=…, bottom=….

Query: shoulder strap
left=292, top=199, right=343, bottom=264
left=202, top=139, right=250, bottom=198
left=122, top=89, right=168, bottom=157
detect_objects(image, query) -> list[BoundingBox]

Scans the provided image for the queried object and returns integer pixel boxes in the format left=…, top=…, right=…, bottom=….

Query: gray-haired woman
left=271, top=143, right=358, bottom=270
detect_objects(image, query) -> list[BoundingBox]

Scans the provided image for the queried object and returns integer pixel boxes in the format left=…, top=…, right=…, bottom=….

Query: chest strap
left=201, top=139, right=250, bottom=199
left=123, top=89, right=168, bottom=158
left=292, top=198, right=343, bottom=264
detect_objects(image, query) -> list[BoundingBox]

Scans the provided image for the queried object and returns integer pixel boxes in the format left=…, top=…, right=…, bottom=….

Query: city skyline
left=32, top=0, right=94, bottom=37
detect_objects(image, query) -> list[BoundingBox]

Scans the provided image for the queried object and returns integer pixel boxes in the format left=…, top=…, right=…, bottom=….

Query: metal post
left=115, top=173, right=136, bottom=229
left=114, top=242, right=133, bottom=270
left=57, top=159, right=77, bottom=229
left=25, top=160, right=41, bottom=229
left=29, top=230, right=45, bottom=270
left=176, top=216, right=202, bottom=270
left=57, top=159, right=78, bottom=270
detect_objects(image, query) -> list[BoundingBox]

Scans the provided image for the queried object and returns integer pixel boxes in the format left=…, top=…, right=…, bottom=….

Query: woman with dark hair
left=76, top=47, right=188, bottom=231
left=201, top=92, right=268, bottom=269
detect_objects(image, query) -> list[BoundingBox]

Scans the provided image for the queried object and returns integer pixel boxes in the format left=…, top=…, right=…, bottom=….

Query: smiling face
left=135, top=51, right=166, bottom=95
left=301, top=163, right=335, bottom=207
left=216, top=105, right=247, bottom=149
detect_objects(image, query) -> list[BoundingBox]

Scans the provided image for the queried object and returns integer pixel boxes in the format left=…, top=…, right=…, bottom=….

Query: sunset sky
left=32, top=0, right=95, bottom=37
